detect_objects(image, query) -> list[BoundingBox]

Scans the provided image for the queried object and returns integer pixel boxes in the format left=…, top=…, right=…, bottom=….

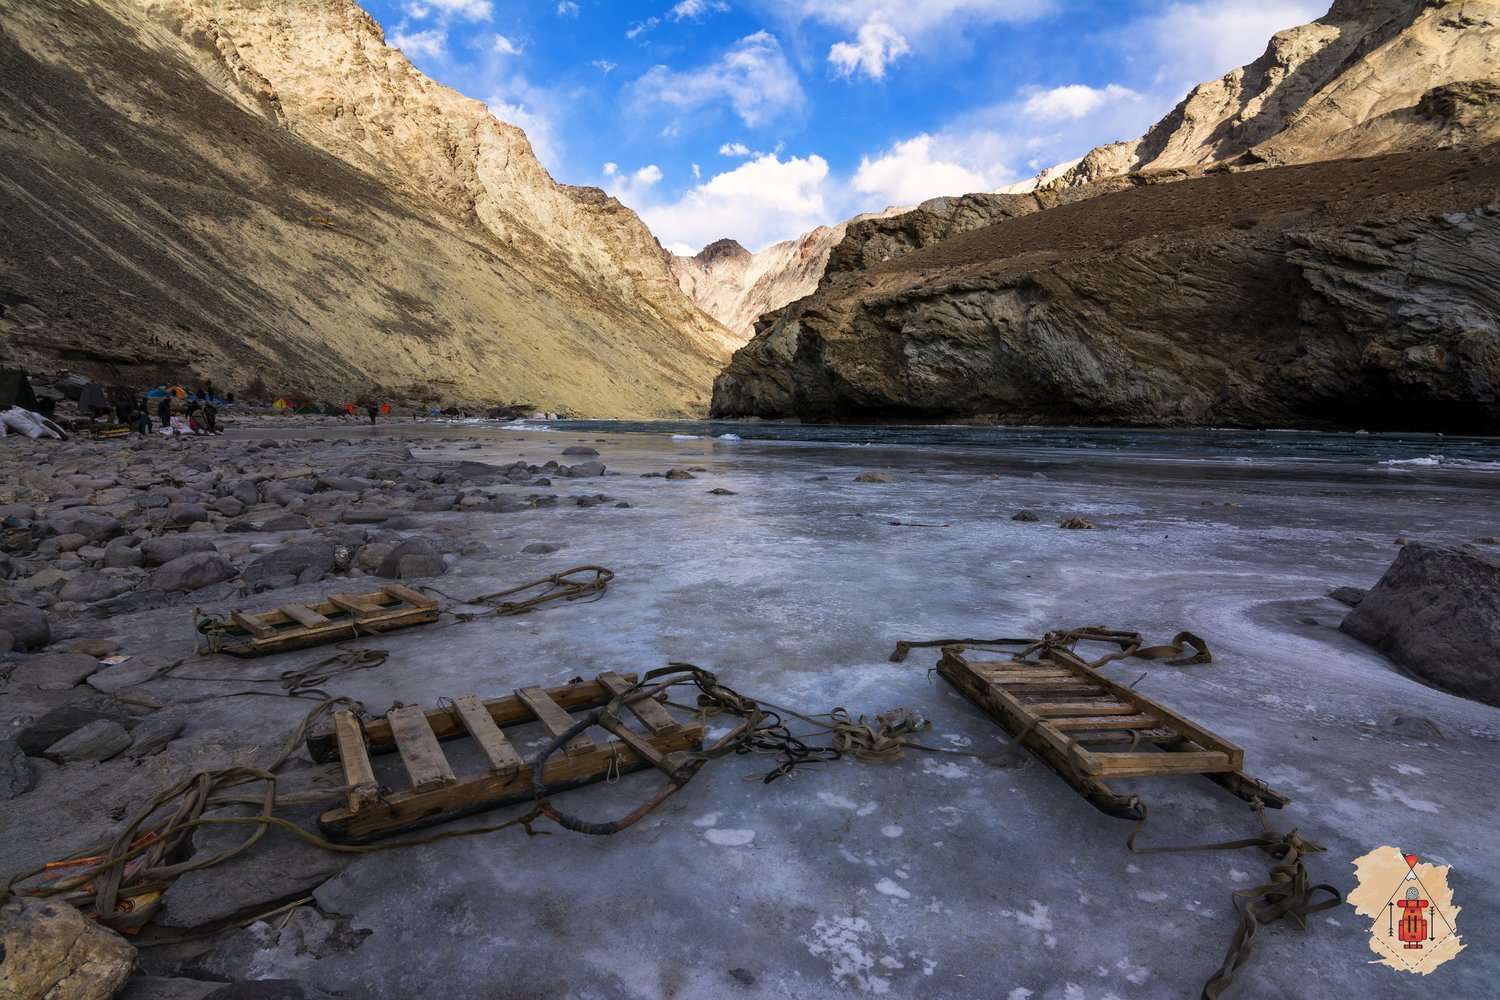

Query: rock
left=27, top=566, right=68, bottom=590
left=664, top=468, right=696, bottom=480
left=201, top=982, right=341, bottom=1000
left=562, top=446, right=599, bottom=456
left=104, top=536, right=146, bottom=568
left=707, top=488, right=737, bottom=495
left=240, top=542, right=334, bottom=588
left=166, top=502, right=208, bottom=528
left=260, top=514, right=311, bottom=531
left=1387, top=714, right=1449, bottom=740
left=142, top=536, right=217, bottom=567
left=1011, top=510, right=1040, bottom=522
left=67, top=638, right=119, bottom=657
left=375, top=538, right=445, bottom=579
left=16, top=701, right=136, bottom=755
left=0, top=604, right=50, bottom=650
left=231, top=480, right=261, bottom=507
left=1328, top=586, right=1367, bottom=607
left=0, top=630, right=13, bottom=654
left=522, top=542, right=560, bottom=554
left=11, top=652, right=100, bottom=690
left=565, top=461, right=606, bottom=478
left=120, top=976, right=226, bottom=1000
left=58, top=571, right=137, bottom=604
left=2, top=737, right=35, bottom=799
left=44, top=718, right=132, bottom=762
left=150, top=552, right=237, bottom=592
left=0, top=897, right=135, bottom=1000
left=46, top=510, right=123, bottom=544
left=1059, top=516, right=1096, bottom=530
left=213, top=496, right=246, bottom=517
left=853, top=472, right=889, bottom=483
left=1341, top=543, right=1500, bottom=706
left=87, top=656, right=170, bottom=694
left=355, top=541, right=396, bottom=574
left=126, top=708, right=187, bottom=757
left=55, top=532, right=88, bottom=553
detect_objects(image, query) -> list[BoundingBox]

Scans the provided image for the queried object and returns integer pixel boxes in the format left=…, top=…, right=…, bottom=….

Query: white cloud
left=556, top=1, right=580, bottom=16
left=492, top=34, right=523, bottom=56
left=391, top=28, right=448, bottom=60
left=692, top=162, right=701, bottom=179
left=606, top=163, right=665, bottom=201
left=631, top=32, right=805, bottom=129
left=404, top=0, right=493, bottom=21
left=1022, top=83, right=1141, bottom=121
left=719, top=142, right=752, bottom=157
left=1138, top=1, right=1326, bottom=90
left=627, top=16, right=660, bottom=39
left=488, top=93, right=561, bottom=170
left=852, top=134, right=996, bottom=207
left=828, top=21, right=910, bottom=80
left=592, top=59, right=617, bottom=74
left=631, top=153, right=832, bottom=251
left=671, top=0, right=730, bottom=21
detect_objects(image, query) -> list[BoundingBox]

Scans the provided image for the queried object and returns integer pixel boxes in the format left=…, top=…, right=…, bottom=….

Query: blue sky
left=360, top=0, right=1327, bottom=252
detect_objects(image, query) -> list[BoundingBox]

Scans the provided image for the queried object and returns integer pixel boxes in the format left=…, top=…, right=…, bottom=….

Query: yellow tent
left=273, top=398, right=290, bottom=410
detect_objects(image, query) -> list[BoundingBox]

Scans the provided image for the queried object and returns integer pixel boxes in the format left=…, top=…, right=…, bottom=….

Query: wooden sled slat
left=452, top=694, right=523, bottom=775
left=597, top=671, right=680, bottom=734
left=388, top=705, right=456, bottom=792
left=215, top=586, right=439, bottom=657
left=279, top=604, right=330, bottom=628
left=314, top=675, right=705, bottom=844
left=517, top=686, right=598, bottom=755
left=935, top=643, right=1284, bottom=821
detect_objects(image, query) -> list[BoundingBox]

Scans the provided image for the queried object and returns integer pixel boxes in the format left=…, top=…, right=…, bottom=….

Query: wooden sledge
left=216, top=584, right=439, bottom=657
left=307, top=671, right=705, bottom=843
left=936, top=645, right=1289, bottom=821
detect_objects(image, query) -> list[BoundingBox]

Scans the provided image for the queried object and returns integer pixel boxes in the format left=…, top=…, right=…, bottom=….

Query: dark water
left=519, top=418, right=1500, bottom=467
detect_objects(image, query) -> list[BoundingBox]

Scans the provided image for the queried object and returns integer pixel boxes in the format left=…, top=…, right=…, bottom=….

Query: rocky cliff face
left=668, top=220, right=897, bottom=342
left=0, top=0, right=731, bottom=415
left=1052, top=0, right=1500, bottom=187
left=711, top=145, right=1500, bottom=432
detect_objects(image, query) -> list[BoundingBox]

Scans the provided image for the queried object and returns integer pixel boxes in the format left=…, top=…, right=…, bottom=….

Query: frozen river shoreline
left=7, top=419, right=1497, bottom=999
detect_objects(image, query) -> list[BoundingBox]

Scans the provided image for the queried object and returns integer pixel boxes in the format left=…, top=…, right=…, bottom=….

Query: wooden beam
left=517, top=686, right=598, bottom=755
left=380, top=583, right=438, bottom=609
left=387, top=705, right=456, bottom=791
left=334, top=710, right=379, bottom=812
left=1074, top=749, right=1232, bottom=778
left=230, top=610, right=275, bottom=637
left=597, top=671, right=680, bottom=734
left=279, top=604, right=331, bottom=628
left=1048, top=713, right=1158, bottom=732
left=1029, top=701, right=1137, bottom=716
left=452, top=695, right=523, bottom=776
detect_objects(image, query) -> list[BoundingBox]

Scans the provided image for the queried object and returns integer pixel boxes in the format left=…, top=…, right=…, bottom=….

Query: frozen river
left=36, top=420, right=1500, bottom=999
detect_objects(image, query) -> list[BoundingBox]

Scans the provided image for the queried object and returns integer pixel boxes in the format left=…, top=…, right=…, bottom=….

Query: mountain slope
left=0, top=0, right=730, bottom=415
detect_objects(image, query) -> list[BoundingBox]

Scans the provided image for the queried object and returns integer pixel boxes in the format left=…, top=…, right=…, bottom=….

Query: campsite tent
left=0, top=369, right=38, bottom=411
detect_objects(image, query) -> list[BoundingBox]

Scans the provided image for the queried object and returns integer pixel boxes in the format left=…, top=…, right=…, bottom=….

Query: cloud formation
left=629, top=153, right=832, bottom=251
left=828, top=21, right=911, bottom=80
left=631, top=32, right=805, bottom=129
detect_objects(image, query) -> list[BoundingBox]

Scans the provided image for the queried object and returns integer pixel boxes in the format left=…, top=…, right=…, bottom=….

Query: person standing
left=366, top=403, right=378, bottom=425
left=156, top=394, right=172, bottom=430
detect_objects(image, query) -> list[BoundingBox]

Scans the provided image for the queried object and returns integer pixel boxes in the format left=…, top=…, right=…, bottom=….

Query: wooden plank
left=333, top=711, right=378, bottom=812
left=1074, top=728, right=1181, bottom=746
left=230, top=610, right=276, bottom=638
left=517, top=686, right=598, bottom=755
left=328, top=594, right=379, bottom=618
left=319, top=723, right=706, bottom=844
left=279, top=604, right=331, bottom=628
left=1048, top=713, right=1158, bottom=732
left=451, top=695, right=523, bottom=775
left=1030, top=701, right=1137, bottom=717
left=380, top=582, right=438, bottom=609
left=387, top=705, right=456, bottom=791
left=1074, top=749, right=1232, bottom=778
left=596, top=671, right=679, bottom=734
left=1050, top=649, right=1243, bottom=769
left=306, top=676, right=632, bottom=761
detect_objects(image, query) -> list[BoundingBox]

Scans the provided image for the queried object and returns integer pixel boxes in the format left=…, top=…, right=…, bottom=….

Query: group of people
left=153, top=390, right=223, bottom=435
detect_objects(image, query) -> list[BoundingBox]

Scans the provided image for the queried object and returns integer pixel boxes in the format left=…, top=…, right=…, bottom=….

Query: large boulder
left=58, top=571, right=137, bottom=605
left=0, top=897, right=135, bottom=1000
left=10, top=653, right=100, bottom=691
left=2, top=737, right=34, bottom=799
left=45, top=510, right=123, bottom=544
left=104, top=536, right=146, bottom=568
left=375, top=538, right=445, bottom=579
left=1341, top=543, right=1500, bottom=706
left=0, top=605, right=50, bottom=650
left=149, top=552, right=237, bottom=592
left=240, top=541, right=335, bottom=588
left=44, top=719, right=132, bottom=762
left=165, top=503, right=208, bottom=529
left=16, top=700, right=137, bottom=755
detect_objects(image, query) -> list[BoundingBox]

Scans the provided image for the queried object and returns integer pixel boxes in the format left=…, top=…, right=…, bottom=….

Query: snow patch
left=705, top=828, right=756, bottom=846
left=881, top=825, right=904, bottom=838
left=875, top=879, right=911, bottom=899
left=804, top=916, right=891, bottom=994
left=692, top=812, right=720, bottom=828
left=1369, top=779, right=1441, bottom=813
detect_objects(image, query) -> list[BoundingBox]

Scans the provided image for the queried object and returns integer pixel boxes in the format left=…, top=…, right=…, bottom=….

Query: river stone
left=121, top=977, right=226, bottom=1000
left=665, top=468, right=696, bottom=480
left=1341, top=543, right=1500, bottom=707
left=15, top=701, right=136, bottom=755
left=1328, top=586, right=1366, bottom=607
left=522, top=542, right=560, bottom=554
left=13, top=652, right=100, bottom=690
left=213, top=496, right=246, bottom=518
left=231, top=480, right=261, bottom=507
left=261, top=513, right=311, bottom=531
left=167, top=502, right=208, bottom=528
left=1011, top=510, right=1040, bottom=522
left=150, top=552, right=237, bottom=592
left=562, top=446, right=599, bottom=456
left=46, top=510, right=123, bottom=544
left=565, top=461, right=606, bottom=478
left=58, top=571, right=137, bottom=604
left=853, top=471, right=889, bottom=483
left=44, top=718, right=131, bottom=762
left=87, top=655, right=170, bottom=694
left=2, top=737, right=34, bottom=798
left=55, top=532, right=88, bottom=553
left=0, top=604, right=50, bottom=650
left=126, top=708, right=187, bottom=757
left=241, top=541, right=335, bottom=588
left=375, top=538, right=445, bottom=579
left=142, top=536, right=217, bottom=566
left=0, top=897, right=136, bottom=1000
left=1059, top=516, right=1096, bottom=529
left=105, top=536, right=146, bottom=568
